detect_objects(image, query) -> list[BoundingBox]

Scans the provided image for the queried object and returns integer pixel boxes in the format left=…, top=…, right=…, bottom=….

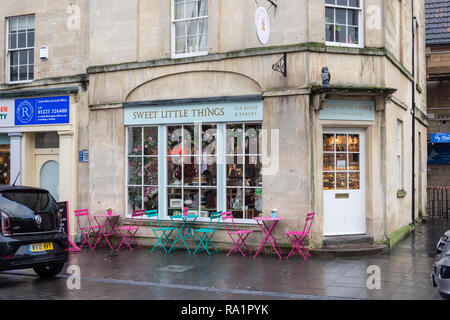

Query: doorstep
left=309, top=235, right=389, bottom=258
left=322, top=235, right=374, bottom=248
left=309, top=244, right=389, bottom=258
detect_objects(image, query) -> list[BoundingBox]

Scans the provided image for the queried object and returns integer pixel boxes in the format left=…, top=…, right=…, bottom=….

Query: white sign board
left=255, top=7, right=270, bottom=44
left=0, top=99, right=16, bottom=127
left=124, top=100, right=263, bottom=126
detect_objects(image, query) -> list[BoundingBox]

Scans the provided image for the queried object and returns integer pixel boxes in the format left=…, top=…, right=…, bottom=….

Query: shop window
left=226, top=123, right=263, bottom=219
left=127, top=127, right=159, bottom=213
left=7, top=15, right=35, bottom=83
left=126, top=122, right=263, bottom=222
left=172, top=0, right=208, bottom=58
left=0, top=144, right=11, bottom=185
left=167, top=124, right=217, bottom=217
left=323, top=133, right=360, bottom=190
left=35, top=132, right=59, bottom=149
left=325, top=0, right=363, bottom=47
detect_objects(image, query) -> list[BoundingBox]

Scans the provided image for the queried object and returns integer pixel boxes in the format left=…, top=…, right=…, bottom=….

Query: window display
left=0, top=145, right=10, bottom=185
left=226, top=123, right=263, bottom=219
left=167, top=124, right=217, bottom=217
left=126, top=121, right=263, bottom=221
left=127, top=127, right=159, bottom=213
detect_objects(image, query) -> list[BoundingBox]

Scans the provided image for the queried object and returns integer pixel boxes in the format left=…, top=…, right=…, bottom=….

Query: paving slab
left=0, top=218, right=448, bottom=300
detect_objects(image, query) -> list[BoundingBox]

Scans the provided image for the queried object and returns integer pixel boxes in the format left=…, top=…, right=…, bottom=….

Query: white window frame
left=397, top=120, right=403, bottom=190
left=5, top=14, right=35, bottom=84
left=171, top=0, right=209, bottom=59
left=325, top=0, right=364, bottom=49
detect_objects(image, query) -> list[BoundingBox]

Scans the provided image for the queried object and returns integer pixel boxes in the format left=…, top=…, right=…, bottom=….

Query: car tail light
left=56, top=210, right=64, bottom=232
left=1, top=211, right=11, bottom=237
left=441, top=266, right=450, bottom=279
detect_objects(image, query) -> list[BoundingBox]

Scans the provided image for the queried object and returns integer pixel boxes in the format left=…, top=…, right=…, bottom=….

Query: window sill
left=123, top=217, right=259, bottom=231
left=397, top=190, right=407, bottom=198
left=6, top=80, right=34, bottom=85
left=171, top=51, right=208, bottom=60
left=325, top=41, right=364, bottom=49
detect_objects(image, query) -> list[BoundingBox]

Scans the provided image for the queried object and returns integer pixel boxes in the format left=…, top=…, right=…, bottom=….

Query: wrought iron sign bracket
left=272, top=52, right=287, bottom=77
left=254, top=0, right=278, bottom=10
left=266, top=0, right=278, bottom=8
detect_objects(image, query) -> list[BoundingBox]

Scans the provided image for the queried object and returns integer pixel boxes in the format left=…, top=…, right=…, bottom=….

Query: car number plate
left=28, top=242, right=54, bottom=253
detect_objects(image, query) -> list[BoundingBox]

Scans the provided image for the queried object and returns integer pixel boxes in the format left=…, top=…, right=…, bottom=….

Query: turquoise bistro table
left=168, top=214, right=199, bottom=254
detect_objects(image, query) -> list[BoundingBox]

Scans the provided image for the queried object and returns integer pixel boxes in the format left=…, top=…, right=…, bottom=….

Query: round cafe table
left=252, top=216, right=284, bottom=259
left=93, top=214, right=121, bottom=251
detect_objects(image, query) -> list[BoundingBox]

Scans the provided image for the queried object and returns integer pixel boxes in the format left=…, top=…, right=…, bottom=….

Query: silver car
left=431, top=230, right=450, bottom=300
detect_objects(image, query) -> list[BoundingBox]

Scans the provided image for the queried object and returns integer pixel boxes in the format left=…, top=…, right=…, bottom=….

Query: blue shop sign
left=430, top=133, right=450, bottom=144
left=15, top=96, right=69, bottom=126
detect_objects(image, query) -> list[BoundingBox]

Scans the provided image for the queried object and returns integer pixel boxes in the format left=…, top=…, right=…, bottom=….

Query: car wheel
left=439, top=292, right=450, bottom=300
left=33, top=263, right=65, bottom=279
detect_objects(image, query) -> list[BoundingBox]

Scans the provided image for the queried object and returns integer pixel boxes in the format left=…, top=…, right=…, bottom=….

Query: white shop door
left=323, top=129, right=366, bottom=236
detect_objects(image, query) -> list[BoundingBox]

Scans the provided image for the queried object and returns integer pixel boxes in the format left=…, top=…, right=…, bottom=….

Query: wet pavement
left=0, top=218, right=449, bottom=300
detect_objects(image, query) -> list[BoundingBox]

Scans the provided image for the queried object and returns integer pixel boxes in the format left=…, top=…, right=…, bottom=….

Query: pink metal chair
left=221, top=211, right=254, bottom=257
left=75, top=209, right=102, bottom=251
left=116, top=210, right=145, bottom=251
left=284, top=212, right=315, bottom=260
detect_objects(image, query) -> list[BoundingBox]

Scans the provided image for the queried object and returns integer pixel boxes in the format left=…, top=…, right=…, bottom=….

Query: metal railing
left=427, top=187, right=450, bottom=218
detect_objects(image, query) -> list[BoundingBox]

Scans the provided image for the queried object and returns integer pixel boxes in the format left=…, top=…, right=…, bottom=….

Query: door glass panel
left=336, top=153, right=347, bottom=170
left=348, top=153, right=360, bottom=171
left=336, top=172, right=348, bottom=190
left=336, top=134, right=347, bottom=152
left=349, top=172, right=360, bottom=190
left=323, top=134, right=335, bottom=151
left=348, top=135, right=359, bottom=152
left=323, top=153, right=335, bottom=171
left=323, top=172, right=335, bottom=190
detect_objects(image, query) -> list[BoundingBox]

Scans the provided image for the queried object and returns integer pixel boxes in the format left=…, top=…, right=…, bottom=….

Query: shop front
left=311, top=94, right=385, bottom=242
left=0, top=87, right=80, bottom=237
left=123, top=96, right=264, bottom=223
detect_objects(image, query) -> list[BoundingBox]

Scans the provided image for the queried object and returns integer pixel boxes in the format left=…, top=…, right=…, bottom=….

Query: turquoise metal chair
left=145, top=209, right=176, bottom=253
left=192, top=212, right=222, bottom=255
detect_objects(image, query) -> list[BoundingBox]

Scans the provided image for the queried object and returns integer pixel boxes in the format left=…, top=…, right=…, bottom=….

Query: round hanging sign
left=255, top=6, right=270, bottom=44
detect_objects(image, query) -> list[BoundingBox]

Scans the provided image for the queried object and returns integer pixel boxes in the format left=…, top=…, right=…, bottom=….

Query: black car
left=0, top=185, right=68, bottom=278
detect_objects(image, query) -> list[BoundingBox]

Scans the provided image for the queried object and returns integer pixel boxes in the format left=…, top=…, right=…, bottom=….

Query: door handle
left=335, top=193, right=349, bottom=199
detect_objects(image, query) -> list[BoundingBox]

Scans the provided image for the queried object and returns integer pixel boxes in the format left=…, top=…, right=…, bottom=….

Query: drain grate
left=157, top=265, right=194, bottom=273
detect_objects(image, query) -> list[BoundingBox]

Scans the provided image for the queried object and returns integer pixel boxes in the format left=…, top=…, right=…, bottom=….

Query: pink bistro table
left=93, top=214, right=121, bottom=251
left=253, top=216, right=285, bottom=259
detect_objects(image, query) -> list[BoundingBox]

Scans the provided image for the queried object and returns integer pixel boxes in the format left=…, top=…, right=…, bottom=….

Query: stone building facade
left=426, top=0, right=450, bottom=188
left=0, top=0, right=428, bottom=250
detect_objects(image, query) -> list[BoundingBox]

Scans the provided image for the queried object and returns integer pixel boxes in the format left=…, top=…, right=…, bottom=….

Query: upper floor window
left=325, top=0, right=363, bottom=48
left=7, top=15, right=35, bottom=83
left=172, top=0, right=208, bottom=58
left=397, top=120, right=403, bottom=190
